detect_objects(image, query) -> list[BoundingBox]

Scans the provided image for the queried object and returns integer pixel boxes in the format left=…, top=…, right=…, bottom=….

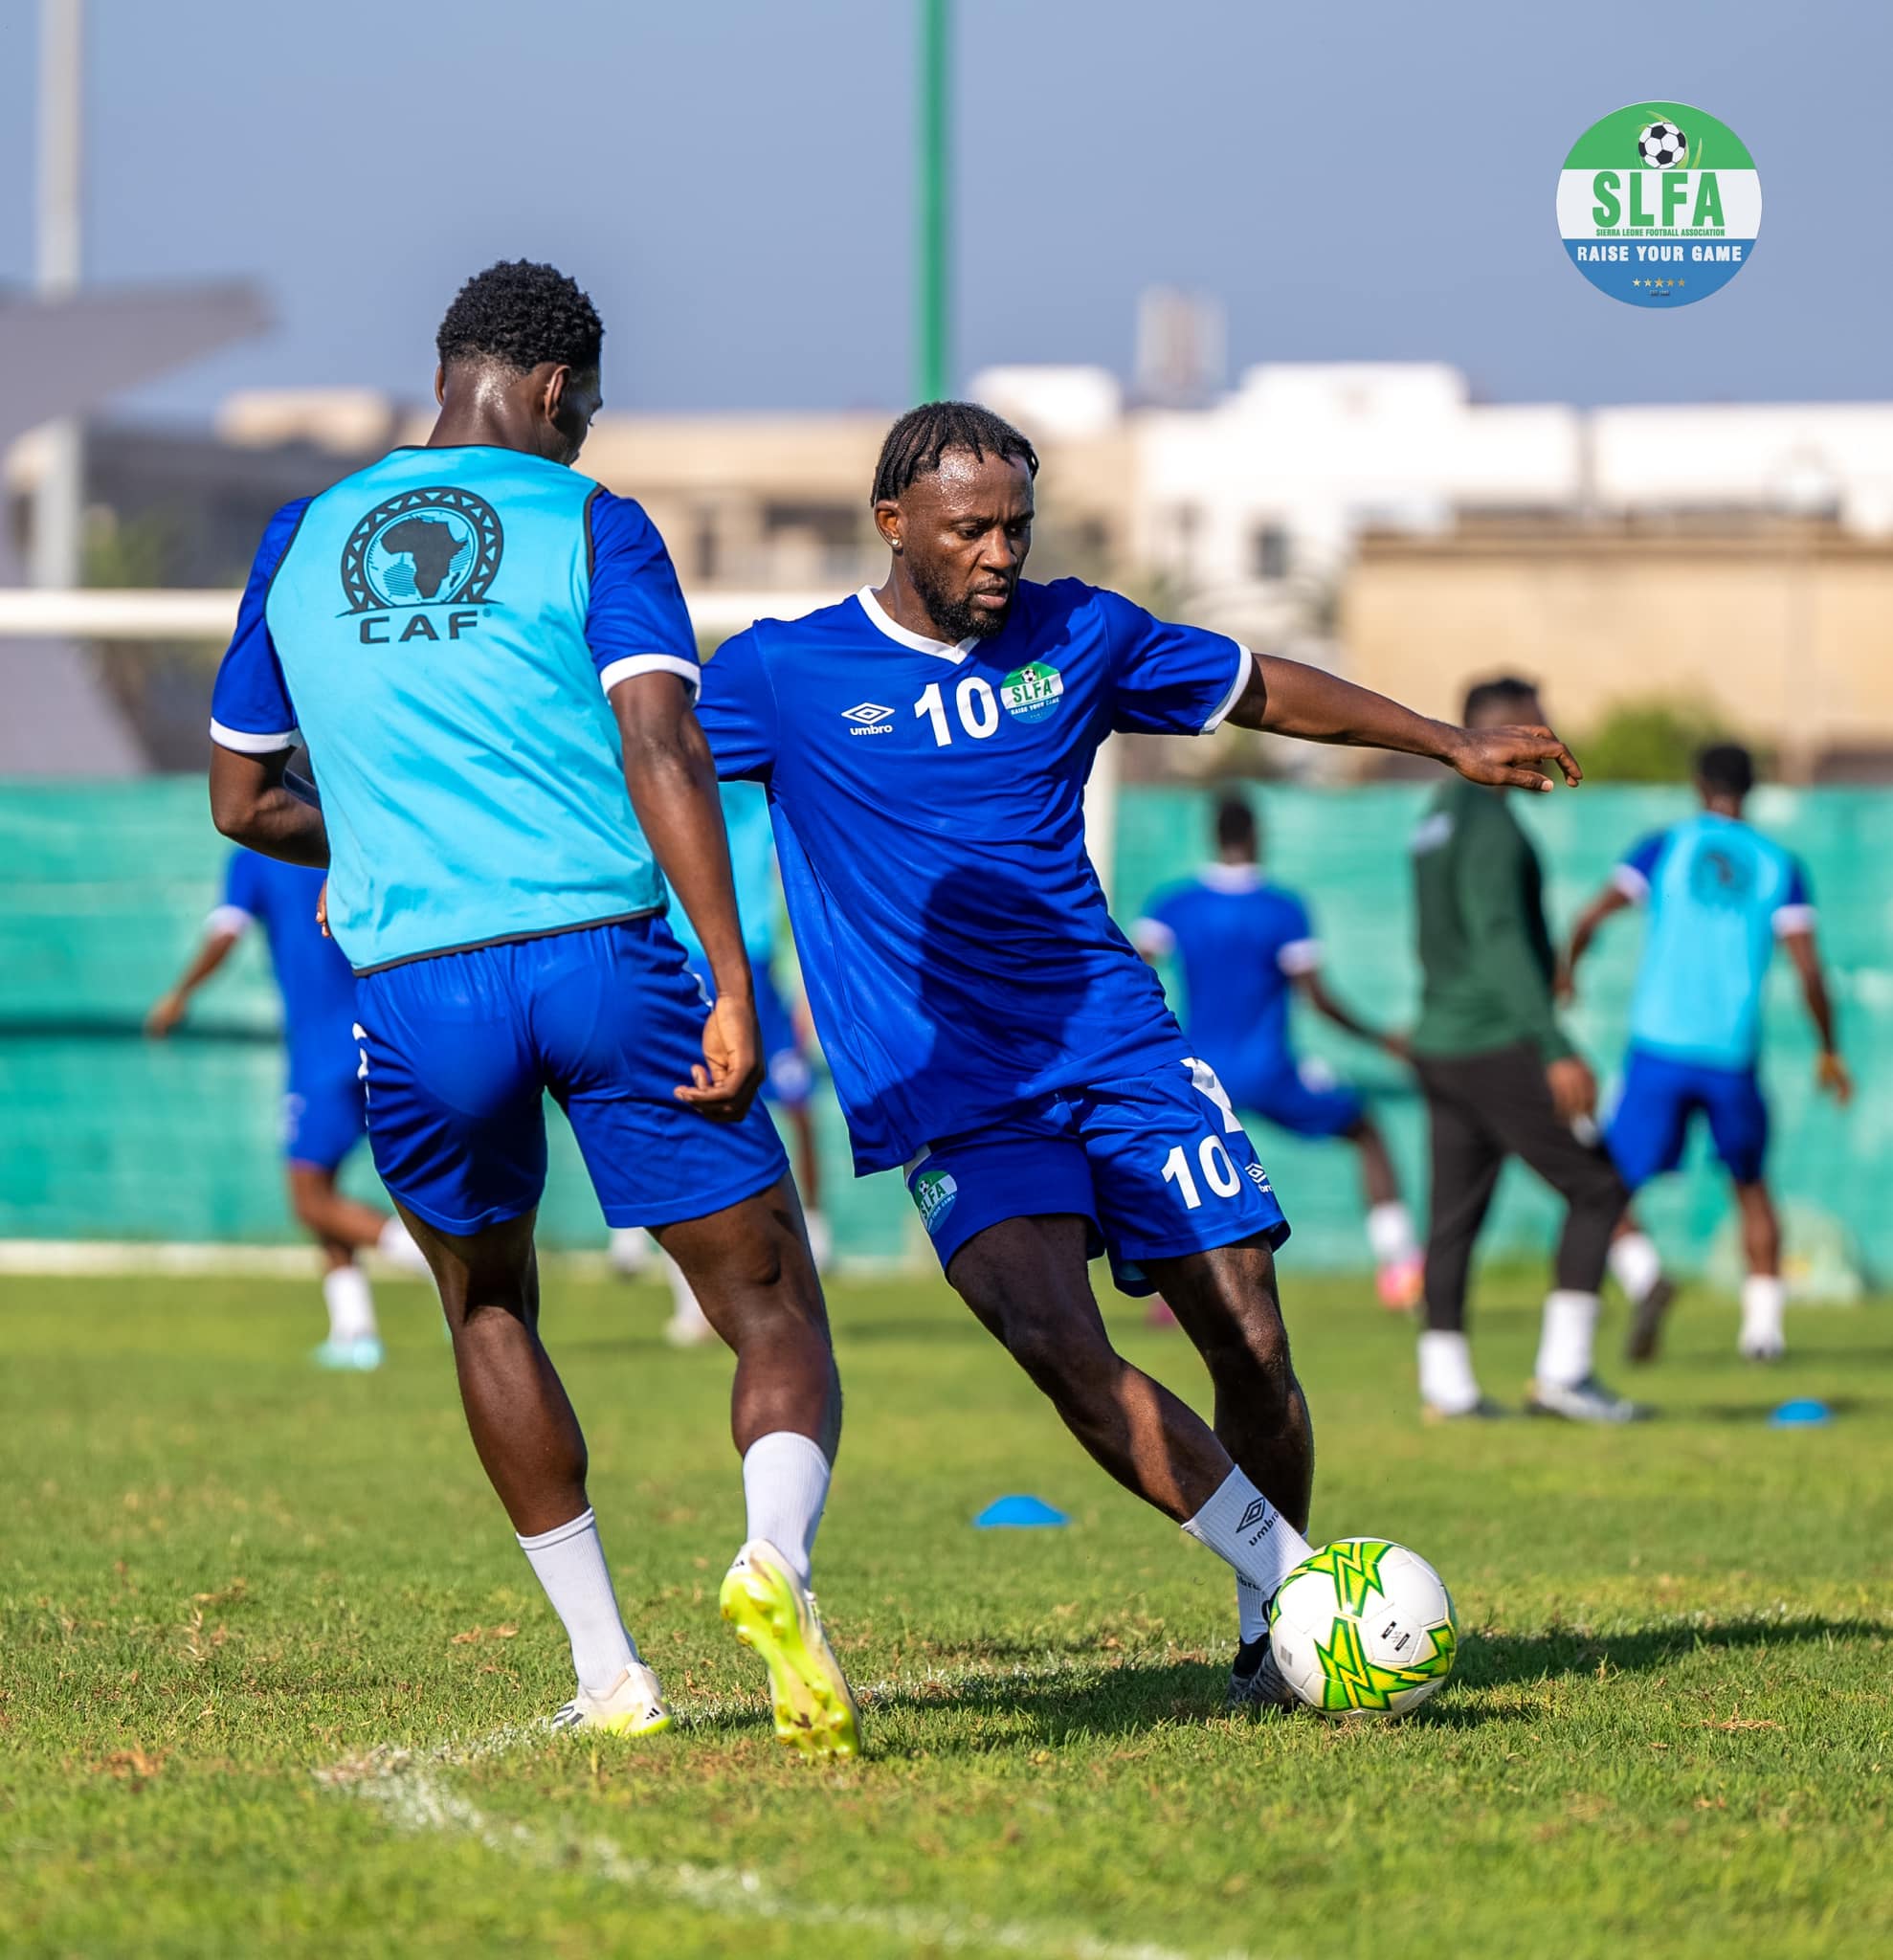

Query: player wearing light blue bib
left=206, top=262, right=857, bottom=1753
left=697, top=401, right=1584, bottom=1711
left=1134, top=795, right=1423, bottom=1310
left=1565, top=744, right=1850, bottom=1361
left=145, top=848, right=432, bottom=1370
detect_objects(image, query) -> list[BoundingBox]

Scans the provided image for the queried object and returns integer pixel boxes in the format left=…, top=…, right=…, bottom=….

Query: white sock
left=322, top=1264, right=377, bottom=1344
left=377, top=1215, right=433, bottom=1276
left=1367, top=1201, right=1418, bottom=1267
left=1535, top=1290, right=1599, bottom=1389
left=1417, top=1328, right=1481, bottom=1414
left=804, top=1209, right=835, bottom=1272
left=1181, top=1466, right=1312, bottom=1603
left=741, top=1431, right=831, bottom=1586
left=665, top=1258, right=712, bottom=1332
left=1235, top=1576, right=1269, bottom=1644
left=1608, top=1231, right=1663, bottom=1305
left=516, top=1507, right=637, bottom=1697
left=1741, top=1274, right=1787, bottom=1348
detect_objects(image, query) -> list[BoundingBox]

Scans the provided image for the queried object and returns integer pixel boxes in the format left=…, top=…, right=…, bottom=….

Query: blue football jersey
left=1615, top=812, right=1814, bottom=1067
left=1134, top=869, right=1321, bottom=1080
left=667, top=780, right=780, bottom=970
left=213, top=849, right=359, bottom=1065
left=695, top=580, right=1250, bottom=1172
left=210, top=445, right=701, bottom=972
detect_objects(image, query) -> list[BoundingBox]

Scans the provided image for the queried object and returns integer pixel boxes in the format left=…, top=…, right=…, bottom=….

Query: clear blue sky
left=0, top=0, right=1883, bottom=421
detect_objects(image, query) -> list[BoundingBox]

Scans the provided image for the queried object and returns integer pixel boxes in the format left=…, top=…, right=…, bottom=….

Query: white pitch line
left=319, top=1652, right=1252, bottom=1960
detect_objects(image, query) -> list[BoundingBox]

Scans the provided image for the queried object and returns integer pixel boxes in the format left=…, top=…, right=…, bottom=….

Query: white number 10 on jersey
left=915, top=679, right=1000, bottom=746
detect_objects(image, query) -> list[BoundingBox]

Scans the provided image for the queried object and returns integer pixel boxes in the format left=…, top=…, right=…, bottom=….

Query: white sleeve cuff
left=1773, top=902, right=1817, bottom=937
left=205, top=904, right=254, bottom=939
left=1132, top=918, right=1176, bottom=956
left=211, top=718, right=300, bottom=754
left=1199, top=643, right=1254, bottom=734
left=599, top=654, right=702, bottom=701
left=1277, top=937, right=1324, bottom=975
left=1612, top=864, right=1651, bottom=902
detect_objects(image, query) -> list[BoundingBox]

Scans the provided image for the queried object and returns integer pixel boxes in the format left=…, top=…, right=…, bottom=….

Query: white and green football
left=1268, top=1538, right=1458, bottom=1716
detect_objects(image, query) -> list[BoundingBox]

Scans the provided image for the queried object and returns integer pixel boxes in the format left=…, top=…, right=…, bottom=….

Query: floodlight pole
left=33, top=0, right=85, bottom=593
left=915, top=0, right=951, bottom=403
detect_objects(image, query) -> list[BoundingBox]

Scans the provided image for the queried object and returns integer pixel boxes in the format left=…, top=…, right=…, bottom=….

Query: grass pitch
left=2, top=1261, right=1888, bottom=1959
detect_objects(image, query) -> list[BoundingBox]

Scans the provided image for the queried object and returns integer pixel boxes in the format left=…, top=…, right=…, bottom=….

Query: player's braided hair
left=871, top=400, right=1039, bottom=505
left=436, top=260, right=604, bottom=375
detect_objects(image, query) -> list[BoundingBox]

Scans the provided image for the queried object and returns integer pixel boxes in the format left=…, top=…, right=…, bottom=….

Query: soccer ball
left=1637, top=121, right=1689, bottom=168
left=1268, top=1538, right=1458, bottom=1716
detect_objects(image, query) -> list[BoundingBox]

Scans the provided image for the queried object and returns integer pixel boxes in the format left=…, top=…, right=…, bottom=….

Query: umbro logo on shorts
left=842, top=702, right=895, bottom=737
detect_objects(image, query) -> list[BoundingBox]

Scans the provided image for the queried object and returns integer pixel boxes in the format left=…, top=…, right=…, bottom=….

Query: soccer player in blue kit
left=1134, top=794, right=1423, bottom=1310
left=147, top=847, right=431, bottom=1368
left=1563, top=743, right=1851, bottom=1362
left=695, top=402, right=1582, bottom=1708
left=206, top=262, right=856, bottom=1753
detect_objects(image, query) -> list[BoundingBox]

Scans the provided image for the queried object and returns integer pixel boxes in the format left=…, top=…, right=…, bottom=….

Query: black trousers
left=1414, top=1042, right=1629, bottom=1333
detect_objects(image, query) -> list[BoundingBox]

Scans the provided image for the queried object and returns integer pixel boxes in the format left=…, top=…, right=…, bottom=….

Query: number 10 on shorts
left=1161, top=1133, right=1243, bottom=1210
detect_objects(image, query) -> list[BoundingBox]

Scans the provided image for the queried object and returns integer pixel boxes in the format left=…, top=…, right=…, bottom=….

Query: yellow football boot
left=720, top=1538, right=860, bottom=1759
left=550, top=1660, right=674, bottom=1738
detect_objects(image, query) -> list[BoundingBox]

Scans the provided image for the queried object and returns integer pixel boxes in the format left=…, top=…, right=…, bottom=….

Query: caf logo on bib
left=1557, top=102, right=1761, bottom=306
left=341, top=487, right=504, bottom=612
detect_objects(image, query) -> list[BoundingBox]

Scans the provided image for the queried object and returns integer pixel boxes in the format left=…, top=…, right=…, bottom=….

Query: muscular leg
left=396, top=1203, right=589, bottom=1536
left=784, top=1103, right=822, bottom=1215
left=946, top=1215, right=1234, bottom=1522
left=1736, top=1179, right=1781, bottom=1276
left=655, top=1173, right=840, bottom=1459
left=1345, top=1115, right=1400, bottom=1212
left=286, top=1163, right=390, bottom=1255
left=1145, top=1237, right=1313, bottom=1532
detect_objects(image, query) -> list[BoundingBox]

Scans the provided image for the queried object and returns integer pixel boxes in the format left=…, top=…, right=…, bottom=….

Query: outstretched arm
left=1294, top=969, right=1405, bottom=1057
left=610, top=671, right=762, bottom=1121
left=1560, top=885, right=1633, bottom=1000
left=146, top=926, right=242, bottom=1036
left=1226, top=656, right=1582, bottom=791
left=1782, top=929, right=1852, bottom=1104
left=210, top=745, right=329, bottom=866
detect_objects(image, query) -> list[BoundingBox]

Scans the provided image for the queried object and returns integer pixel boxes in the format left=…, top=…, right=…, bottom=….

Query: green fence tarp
left=3, top=779, right=1885, bottom=1279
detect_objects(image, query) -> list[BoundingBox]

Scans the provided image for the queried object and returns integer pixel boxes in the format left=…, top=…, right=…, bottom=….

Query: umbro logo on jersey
left=841, top=701, right=895, bottom=737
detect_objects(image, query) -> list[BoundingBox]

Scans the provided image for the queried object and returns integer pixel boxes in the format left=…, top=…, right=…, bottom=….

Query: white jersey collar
left=1197, top=861, right=1263, bottom=893
left=856, top=586, right=978, bottom=664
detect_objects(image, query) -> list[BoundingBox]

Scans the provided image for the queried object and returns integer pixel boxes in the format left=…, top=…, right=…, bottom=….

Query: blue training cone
left=974, top=1494, right=1070, bottom=1528
left=1769, top=1398, right=1834, bottom=1428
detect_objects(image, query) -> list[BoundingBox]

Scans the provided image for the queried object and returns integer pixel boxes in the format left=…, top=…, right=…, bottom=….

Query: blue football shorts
left=902, top=1056, right=1290, bottom=1297
left=1606, top=1043, right=1770, bottom=1189
left=281, top=1046, right=367, bottom=1173
left=1219, top=1052, right=1365, bottom=1141
left=352, top=917, right=788, bottom=1236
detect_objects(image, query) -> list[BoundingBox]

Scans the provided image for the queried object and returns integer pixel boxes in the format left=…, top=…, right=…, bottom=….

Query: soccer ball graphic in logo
left=1268, top=1538, right=1458, bottom=1716
left=1637, top=121, right=1689, bottom=167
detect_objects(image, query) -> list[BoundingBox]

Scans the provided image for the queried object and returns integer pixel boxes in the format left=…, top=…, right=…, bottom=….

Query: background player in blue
left=1564, top=743, right=1851, bottom=1362
left=1134, top=794, right=1423, bottom=1310
left=204, top=262, right=857, bottom=1754
left=696, top=401, right=1582, bottom=1711
left=146, top=848, right=431, bottom=1369
left=635, top=779, right=832, bottom=1345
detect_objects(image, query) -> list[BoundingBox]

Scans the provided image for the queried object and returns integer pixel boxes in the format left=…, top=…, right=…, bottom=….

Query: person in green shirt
left=1409, top=676, right=1637, bottom=1423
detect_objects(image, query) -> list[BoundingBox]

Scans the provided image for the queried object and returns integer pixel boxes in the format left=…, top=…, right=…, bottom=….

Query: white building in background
left=973, top=359, right=1893, bottom=646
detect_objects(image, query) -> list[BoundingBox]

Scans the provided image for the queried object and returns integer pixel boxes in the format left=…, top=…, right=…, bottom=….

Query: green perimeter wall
left=3, top=779, right=1888, bottom=1281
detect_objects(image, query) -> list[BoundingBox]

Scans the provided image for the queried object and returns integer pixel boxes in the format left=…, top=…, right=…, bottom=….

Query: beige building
left=1341, top=517, right=1893, bottom=778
